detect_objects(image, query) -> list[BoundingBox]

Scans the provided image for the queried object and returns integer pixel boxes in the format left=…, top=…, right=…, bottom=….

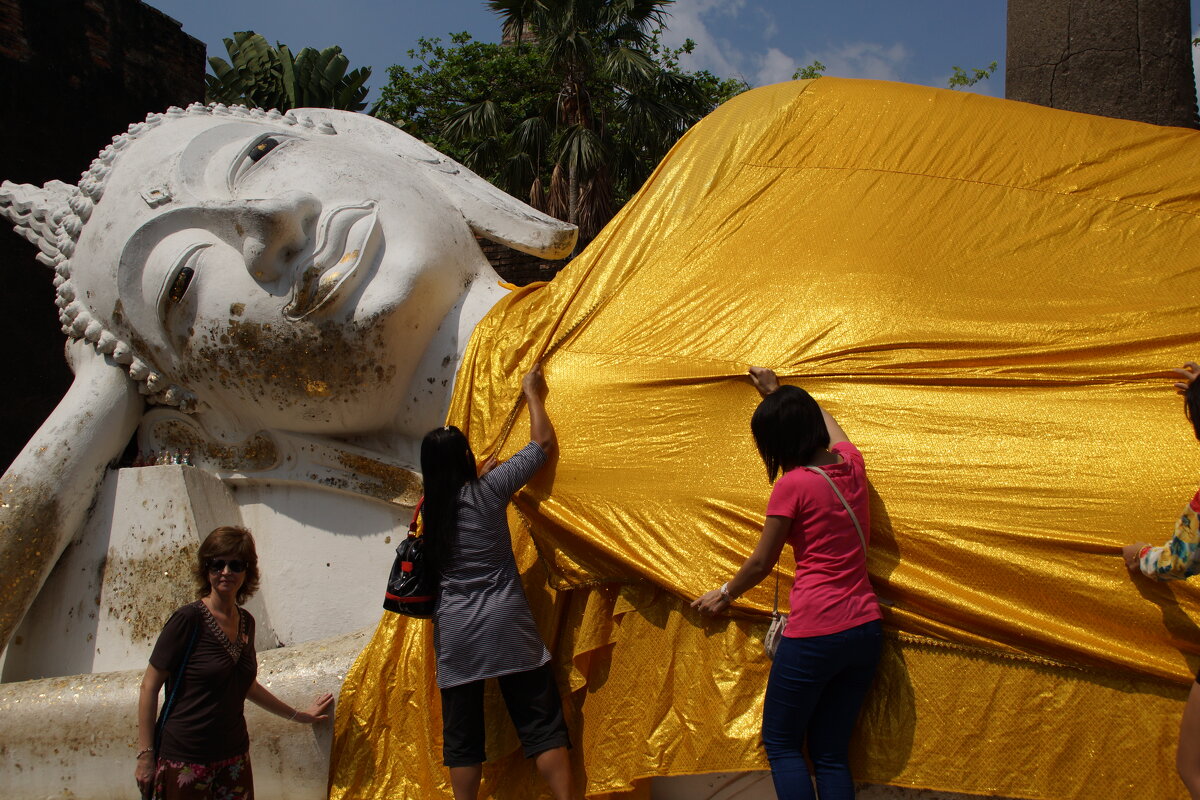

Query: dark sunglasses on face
left=207, top=558, right=248, bottom=574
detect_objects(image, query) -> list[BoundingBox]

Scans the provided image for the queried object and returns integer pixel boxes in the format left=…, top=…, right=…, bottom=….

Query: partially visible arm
left=246, top=680, right=333, bottom=724
left=749, top=365, right=850, bottom=447
left=691, top=515, right=792, bottom=614
left=523, top=363, right=556, bottom=456
left=1125, top=497, right=1200, bottom=581
left=823, top=408, right=850, bottom=448
left=135, top=664, right=167, bottom=790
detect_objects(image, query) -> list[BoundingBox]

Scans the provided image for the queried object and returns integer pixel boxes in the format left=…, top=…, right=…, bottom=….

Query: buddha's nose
left=237, top=191, right=320, bottom=284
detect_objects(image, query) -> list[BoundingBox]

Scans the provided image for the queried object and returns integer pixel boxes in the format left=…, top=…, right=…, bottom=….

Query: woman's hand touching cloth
left=749, top=366, right=781, bottom=397
left=1122, top=542, right=1149, bottom=575
left=523, top=362, right=548, bottom=399
left=1174, top=362, right=1200, bottom=394
left=692, top=585, right=735, bottom=615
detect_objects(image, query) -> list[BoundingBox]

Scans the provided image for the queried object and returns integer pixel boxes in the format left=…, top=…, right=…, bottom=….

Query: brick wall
left=478, top=237, right=570, bottom=286
left=0, top=0, right=205, bottom=471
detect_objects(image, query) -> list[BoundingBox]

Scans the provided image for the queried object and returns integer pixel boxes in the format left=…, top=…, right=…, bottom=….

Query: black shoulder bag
left=383, top=497, right=436, bottom=618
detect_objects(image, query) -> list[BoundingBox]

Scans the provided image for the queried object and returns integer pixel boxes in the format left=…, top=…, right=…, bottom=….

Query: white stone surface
left=0, top=627, right=365, bottom=800
left=1, top=465, right=275, bottom=681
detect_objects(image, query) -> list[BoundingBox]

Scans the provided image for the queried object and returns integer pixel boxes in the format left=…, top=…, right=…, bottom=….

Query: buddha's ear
left=298, top=109, right=578, bottom=260
left=417, top=159, right=578, bottom=259
left=0, top=179, right=74, bottom=267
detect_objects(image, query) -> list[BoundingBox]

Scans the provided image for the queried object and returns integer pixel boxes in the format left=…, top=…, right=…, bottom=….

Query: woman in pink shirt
left=694, top=367, right=882, bottom=800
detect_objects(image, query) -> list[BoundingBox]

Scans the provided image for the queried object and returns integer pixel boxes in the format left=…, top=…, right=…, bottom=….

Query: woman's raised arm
left=523, top=363, right=557, bottom=455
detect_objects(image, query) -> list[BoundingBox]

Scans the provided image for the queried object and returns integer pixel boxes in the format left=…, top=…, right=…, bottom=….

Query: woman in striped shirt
left=420, top=363, right=575, bottom=800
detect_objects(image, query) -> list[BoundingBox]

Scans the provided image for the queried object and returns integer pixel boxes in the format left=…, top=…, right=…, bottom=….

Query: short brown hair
left=195, top=526, right=260, bottom=604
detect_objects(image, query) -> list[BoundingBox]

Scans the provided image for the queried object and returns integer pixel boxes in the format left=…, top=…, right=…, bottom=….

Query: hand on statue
left=1122, top=542, right=1148, bottom=575
left=292, top=692, right=334, bottom=724
left=749, top=366, right=781, bottom=397
left=523, top=362, right=548, bottom=399
left=1173, top=362, right=1200, bottom=394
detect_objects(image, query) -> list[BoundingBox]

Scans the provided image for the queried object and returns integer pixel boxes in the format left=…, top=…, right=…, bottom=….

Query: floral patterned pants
left=153, top=751, right=253, bottom=800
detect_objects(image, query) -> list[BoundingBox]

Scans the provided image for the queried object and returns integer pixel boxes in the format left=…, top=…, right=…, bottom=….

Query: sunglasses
left=207, top=558, right=248, bottom=574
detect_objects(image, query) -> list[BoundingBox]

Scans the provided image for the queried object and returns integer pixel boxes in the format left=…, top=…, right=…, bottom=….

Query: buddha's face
left=74, top=111, right=489, bottom=435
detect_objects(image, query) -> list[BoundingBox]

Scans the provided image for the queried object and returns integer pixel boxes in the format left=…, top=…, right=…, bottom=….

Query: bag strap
left=408, top=496, right=425, bottom=534
left=154, top=614, right=201, bottom=751
left=770, top=465, right=867, bottom=615
left=805, top=465, right=866, bottom=552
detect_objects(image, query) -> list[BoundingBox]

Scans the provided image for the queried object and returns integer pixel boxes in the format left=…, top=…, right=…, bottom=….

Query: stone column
left=1006, top=0, right=1198, bottom=128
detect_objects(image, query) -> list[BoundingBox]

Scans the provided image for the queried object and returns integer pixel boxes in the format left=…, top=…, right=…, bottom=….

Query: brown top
left=149, top=600, right=257, bottom=763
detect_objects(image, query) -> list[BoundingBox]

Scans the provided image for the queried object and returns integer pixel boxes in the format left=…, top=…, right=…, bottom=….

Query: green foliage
left=376, top=22, right=745, bottom=246
left=793, top=60, right=826, bottom=81
left=947, top=60, right=997, bottom=90
left=205, top=31, right=372, bottom=112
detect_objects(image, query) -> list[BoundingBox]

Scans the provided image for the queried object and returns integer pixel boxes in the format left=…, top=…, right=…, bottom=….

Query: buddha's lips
left=284, top=201, right=380, bottom=321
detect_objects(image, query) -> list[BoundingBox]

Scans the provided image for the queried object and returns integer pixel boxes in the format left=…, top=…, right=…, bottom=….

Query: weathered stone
left=1006, top=0, right=1198, bottom=128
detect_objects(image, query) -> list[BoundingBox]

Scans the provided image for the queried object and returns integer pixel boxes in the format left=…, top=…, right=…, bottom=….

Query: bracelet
left=719, top=582, right=734, bottom=602
left=288, top=708, right=299, bottom=721
left=1138, top=545, right=1153, bottom=561
left=136, top=747, right=153, bottom=759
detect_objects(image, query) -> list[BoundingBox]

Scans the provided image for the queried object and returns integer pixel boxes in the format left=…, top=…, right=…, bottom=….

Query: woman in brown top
left=134, top=526, right=333, bottom=799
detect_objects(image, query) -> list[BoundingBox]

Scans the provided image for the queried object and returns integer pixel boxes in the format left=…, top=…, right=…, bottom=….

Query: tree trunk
left=1006, top=0, right=1198, bottom=128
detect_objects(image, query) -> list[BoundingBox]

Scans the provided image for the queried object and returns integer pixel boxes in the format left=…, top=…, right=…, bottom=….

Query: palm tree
left=469, top=0, right=702, bottom=245
left=206, top=31, right=373, bottom=112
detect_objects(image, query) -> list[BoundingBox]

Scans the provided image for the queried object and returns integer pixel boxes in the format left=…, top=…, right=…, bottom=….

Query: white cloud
left=659, top=0, right=751, bottom=82
left=658, top=3, right=914, bottom=91
left=757, top=7, right=778, bottom=41
left=756, top=47, right=797, bottom=85
left=811, top=41, right=911, bottom=82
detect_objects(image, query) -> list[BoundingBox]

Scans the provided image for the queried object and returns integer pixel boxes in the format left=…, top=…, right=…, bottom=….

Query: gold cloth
left=330, top=78, right=1200, bottom=799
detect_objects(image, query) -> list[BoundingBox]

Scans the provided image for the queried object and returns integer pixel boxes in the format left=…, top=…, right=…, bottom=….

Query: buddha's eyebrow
left=175, top=122, right=272, bottom=200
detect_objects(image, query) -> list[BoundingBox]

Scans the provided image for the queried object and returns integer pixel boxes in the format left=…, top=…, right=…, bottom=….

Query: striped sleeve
left=479, top=442, right=546, bottom=500
left=1140, top=489, right=1200, bottom=580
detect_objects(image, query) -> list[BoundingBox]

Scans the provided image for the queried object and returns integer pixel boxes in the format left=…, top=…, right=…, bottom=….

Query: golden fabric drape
left=330, top=78, right=1200, bottom=799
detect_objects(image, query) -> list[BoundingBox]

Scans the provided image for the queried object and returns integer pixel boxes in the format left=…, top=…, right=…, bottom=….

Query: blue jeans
left=761, top=619, right=883, bottom=800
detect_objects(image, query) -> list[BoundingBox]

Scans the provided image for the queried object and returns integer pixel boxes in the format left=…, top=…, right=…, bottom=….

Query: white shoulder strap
left=805, top=466, right=867, bottom=552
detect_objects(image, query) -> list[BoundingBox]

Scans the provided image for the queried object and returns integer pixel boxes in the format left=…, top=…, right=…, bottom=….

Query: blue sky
left=144, top=0, right=1200, bottom=105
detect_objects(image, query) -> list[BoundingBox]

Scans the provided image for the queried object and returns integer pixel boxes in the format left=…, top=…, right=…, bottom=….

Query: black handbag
left=383, top=497, right=436, bottom=618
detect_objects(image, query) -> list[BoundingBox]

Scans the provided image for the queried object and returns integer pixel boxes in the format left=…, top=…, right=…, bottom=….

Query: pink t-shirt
left=765, top=441, right=880, bottom=638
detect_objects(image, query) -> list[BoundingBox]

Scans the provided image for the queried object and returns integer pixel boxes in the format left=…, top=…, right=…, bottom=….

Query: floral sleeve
left=1139, top=489, right=1200, bottom=580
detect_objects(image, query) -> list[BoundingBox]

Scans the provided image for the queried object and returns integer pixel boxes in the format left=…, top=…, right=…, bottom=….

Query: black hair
left=1187, top=380, right=1200, bottom=442
left=419, top=426, right=477, bottom=578
left=750, top=385, right=830, bottom=482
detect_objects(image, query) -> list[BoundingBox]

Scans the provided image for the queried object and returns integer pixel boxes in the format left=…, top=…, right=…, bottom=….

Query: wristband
left=288, top=708, right=299, bottom=721
left=136, top=747, right=153, bottom=759
left=1138, top=545, right=1152, bottom=561
left=719, top=582, right=734, bottom=601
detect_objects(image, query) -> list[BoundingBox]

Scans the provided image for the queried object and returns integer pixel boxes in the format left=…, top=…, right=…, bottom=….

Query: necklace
left=197, top=600, right=246, bottom=663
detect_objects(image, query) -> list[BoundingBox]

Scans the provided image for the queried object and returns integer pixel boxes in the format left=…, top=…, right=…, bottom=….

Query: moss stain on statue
left=0, top=467, right=76, bottom=649
left=179, top=318, right=397, bottom=417
left=103, top=541, right=195, bottom=644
